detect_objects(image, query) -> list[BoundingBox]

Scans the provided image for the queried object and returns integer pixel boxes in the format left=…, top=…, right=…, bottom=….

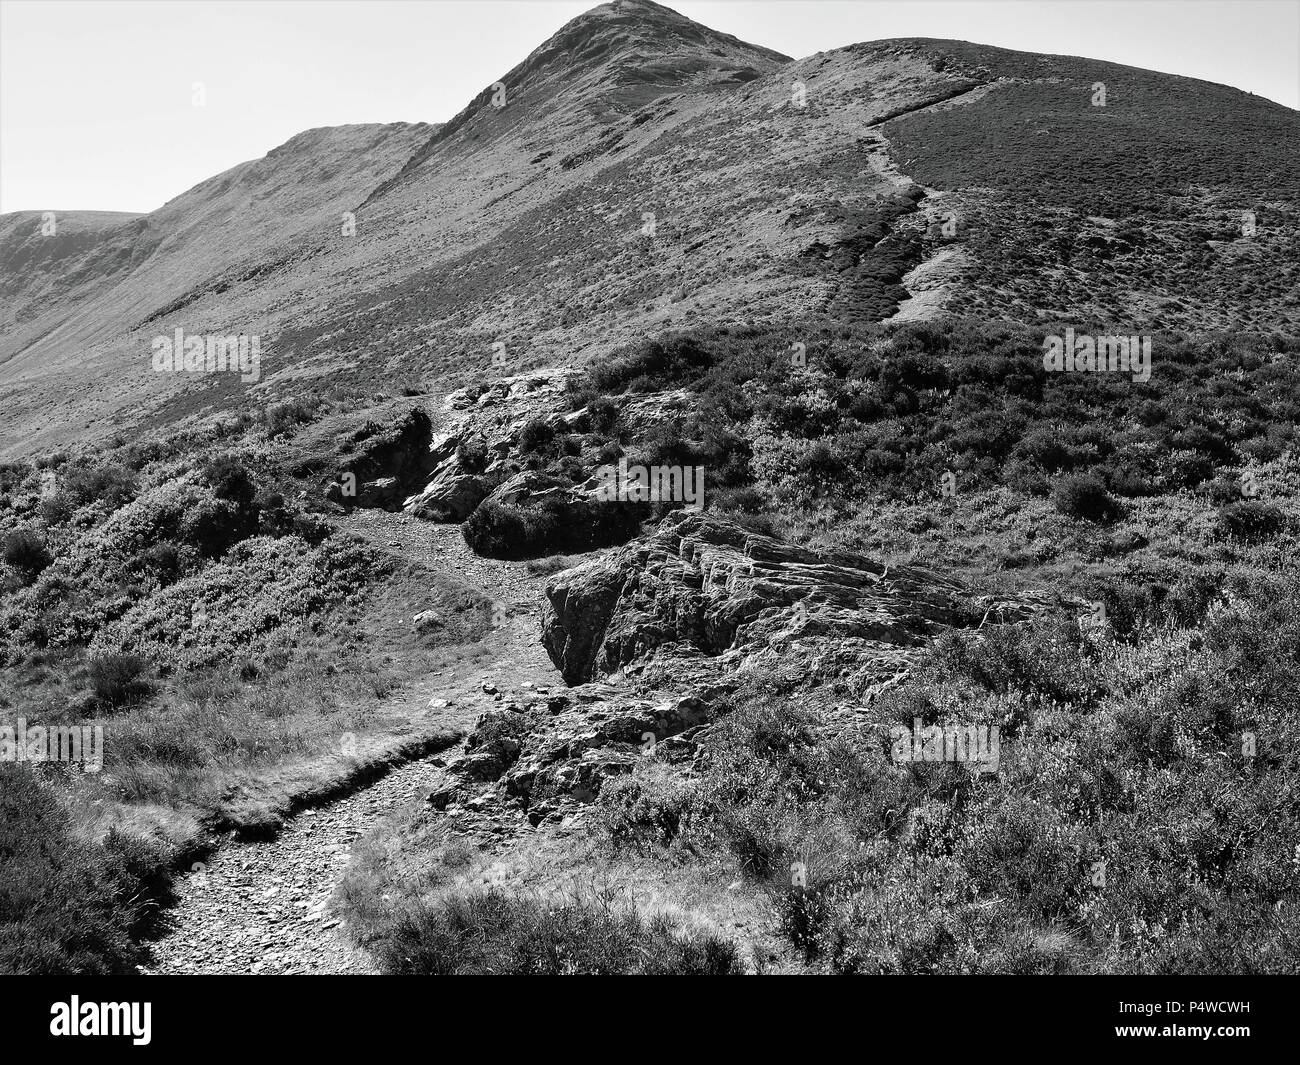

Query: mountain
left=4, top=0, right=1300, bottom=980
left=1, top=0, right=1296, bottom=457
left=0, top=122, right=435, bottom=451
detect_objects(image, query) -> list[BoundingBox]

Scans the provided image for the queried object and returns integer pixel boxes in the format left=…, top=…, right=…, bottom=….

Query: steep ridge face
left=0, top=210, right=144, bottom=326
left=1, top=0, right=1296, bottom=460
left=0, top=122, right=435, bottom=452
left=243, top=32, right=986, bottom=412
left=0, top=210, right=148, bottom=374
left=0, top=124, right=436, bottom=359
left=368, top=0, right=791, bottom=201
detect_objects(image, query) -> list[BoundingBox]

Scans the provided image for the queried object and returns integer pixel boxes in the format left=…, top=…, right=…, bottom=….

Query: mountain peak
left=361, top=0, right=789, bottom=206
left=520, top=0, right=790, bottom=93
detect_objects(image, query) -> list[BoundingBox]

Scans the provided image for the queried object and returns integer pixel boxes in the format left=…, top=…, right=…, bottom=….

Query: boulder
left=412, top=609, right=444, bottom=634
left=404, top=466, right=494, bottom=521
left=356, top=476, right=402, bottom=509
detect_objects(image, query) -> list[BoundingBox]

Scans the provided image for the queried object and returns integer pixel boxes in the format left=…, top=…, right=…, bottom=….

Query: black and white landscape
left=1, top=0, right=1299, bottom=989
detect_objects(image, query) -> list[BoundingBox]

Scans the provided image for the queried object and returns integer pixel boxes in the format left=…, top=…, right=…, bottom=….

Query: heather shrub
left=1216, top=500, right=1286, bottom=542
left=200, top=454, right=257, bottom=508
left=179, top=496, right=249, bottom=558
left=94, top=534, right=390, bottom=671
left=456, top=435, right=490, bottom=474
left=368, top=889, right=741, bottom=975
left=586, top=395, right=620, bottom=433
left=715, top=576, right=1300, bottom=973
left=517, top=417, right=555, bottom=455
left=2, top=528, right=51, bottom=583
left=0, top=765, right=174, bottom=974
left=698, top=699, right=896, bottom=879
left=264, top=396, right=319, bottom=437
left=1052, top=473, right=1120, bottom=522
left=60, top=462, right=138, bottom=511
left=462, top=498, right=642, bottom=560
left=598, top=763, right=699, bottom=846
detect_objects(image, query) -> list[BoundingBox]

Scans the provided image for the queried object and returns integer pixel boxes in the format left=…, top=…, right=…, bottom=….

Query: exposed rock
left=400, top=372, right=584, bottom=522
left=430, top=683, right=729, bottom=821
left=356, top=476, right=402, bottom=509
left=331, top=408, right=437, bottom=513
left=412, top=609, right=444, bottom=634
left=540, top=512, right=946, bottom=686
left=484, top=470, right=578, bottom=509
left=540, top=510, right=1004, bottom=685
left=446, top=370, right=573, bottom=412
left=401, top=430, right=500, bottom=521
left=459, top=707, right=528, bottom=781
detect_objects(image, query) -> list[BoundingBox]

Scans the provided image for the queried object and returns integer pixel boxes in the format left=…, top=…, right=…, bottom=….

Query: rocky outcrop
left=424, top=512, right=1062, bottom=839
left=428, top=684, right=726, bottom=824
left=541, top=510, right=1044, bottom=686
left=402, top=431, right=501, bottom=520
left=395, top=371, right=708, bottom=533
left=325, top=407, right=437, bottom=512
left=404, top=468, right=495, bottom=521
left=400, top=371, right=580, bottom=522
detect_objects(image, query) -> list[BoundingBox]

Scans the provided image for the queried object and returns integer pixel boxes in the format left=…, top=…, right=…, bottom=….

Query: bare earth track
left=146, top=510, right=559, bottom=975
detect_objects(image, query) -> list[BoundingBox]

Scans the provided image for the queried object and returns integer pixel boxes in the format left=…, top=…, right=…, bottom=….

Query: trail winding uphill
left=145, top=511, right=562, bottom=975
left=145, top=758, right=451, bottom=975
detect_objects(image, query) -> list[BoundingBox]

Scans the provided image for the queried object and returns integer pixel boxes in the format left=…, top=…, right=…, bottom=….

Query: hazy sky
left=1, top=0, right=1296, bottom=214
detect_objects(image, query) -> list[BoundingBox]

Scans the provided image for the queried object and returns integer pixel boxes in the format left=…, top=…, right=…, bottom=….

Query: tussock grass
left=366, top=887, right=742, bottom=975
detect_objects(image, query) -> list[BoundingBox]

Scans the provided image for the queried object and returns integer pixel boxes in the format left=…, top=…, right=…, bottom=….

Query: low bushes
left=1, top=528, right=51, bottom=583
left=368, top=888, right=742, bottom=975
left=0, top=765, right=175, bottom=974
left=582, top=335, right=713, bottom=396
left=679, top=573, right=1300, bottom=973
left=597, top=763, right=698, bottom=846
left=60, top=462, right=138, bottom=512
left=1217, top=500, right=1287, bottom=542
left=264, top=396, right=320, bottom=438
left=461, top=499, right=643, bottom=560
left=87, top=651, right=154, bottom=708
left=1052, top=474, right=1121, bottom=523
left=94, top=533, right=392, bottom=672
left=561, top=321, right=1300, bottom=514
left=517, top=417, right=555, bottom=455
left=37, top=461, right=139, bottom=525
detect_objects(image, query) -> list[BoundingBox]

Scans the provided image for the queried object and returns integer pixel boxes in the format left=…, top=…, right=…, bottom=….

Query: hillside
left=0, top=122, right=435, bottom=454
left=1, top=0, right=1296, bottom=457
left=2, top=0, right=1299, bottom=978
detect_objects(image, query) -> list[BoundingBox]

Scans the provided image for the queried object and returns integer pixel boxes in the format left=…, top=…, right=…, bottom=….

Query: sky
left=1, top=0, right=1297, bottom=215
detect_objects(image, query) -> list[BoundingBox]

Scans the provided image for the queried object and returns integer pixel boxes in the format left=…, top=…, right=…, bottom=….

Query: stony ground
left=145, top=509, right=563, bottom=975
left=145, top=757, right=450, bottom=974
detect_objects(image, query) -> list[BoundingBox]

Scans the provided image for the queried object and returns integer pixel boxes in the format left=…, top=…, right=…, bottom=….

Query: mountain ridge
left=0, top=2, right=1296, bottom=458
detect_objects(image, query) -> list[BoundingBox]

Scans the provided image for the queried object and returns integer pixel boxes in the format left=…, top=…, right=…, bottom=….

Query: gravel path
left=145, top=757, right=450, bottom=974
left=145, top=510, right=565, bottom=975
